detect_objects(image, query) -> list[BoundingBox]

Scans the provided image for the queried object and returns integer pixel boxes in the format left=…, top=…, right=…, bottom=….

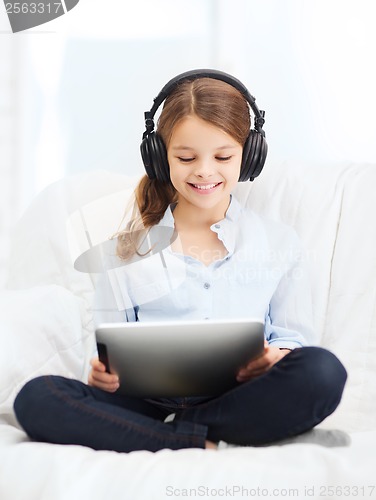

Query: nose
left=193, top=158, right=215, bottom=178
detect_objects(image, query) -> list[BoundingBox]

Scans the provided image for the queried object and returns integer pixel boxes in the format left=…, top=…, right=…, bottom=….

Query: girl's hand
left=236, top=341, right=291, bottom=383
left=88, top=357, right=120, bottom=392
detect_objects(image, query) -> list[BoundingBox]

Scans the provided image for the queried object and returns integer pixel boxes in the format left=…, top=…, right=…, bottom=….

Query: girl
left=14, top=70, right=347, bottom=452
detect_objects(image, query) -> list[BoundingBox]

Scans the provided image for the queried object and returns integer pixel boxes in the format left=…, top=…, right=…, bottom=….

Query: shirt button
left=215, top=224, right=221, bottom=229
left=203, top=282, right=211, bottom=289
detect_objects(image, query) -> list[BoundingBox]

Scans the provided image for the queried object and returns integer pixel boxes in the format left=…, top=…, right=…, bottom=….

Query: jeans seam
left=44, top=377, right=204, bottom=447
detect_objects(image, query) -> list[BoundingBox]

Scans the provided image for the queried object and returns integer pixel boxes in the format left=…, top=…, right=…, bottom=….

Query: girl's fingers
left=242, top=356, right=269, bottom=373
left=91, top=370, right=119, bottom=385
left=89, top=379, right=119, bottom=392
left=90, top=357, right=106, bottom=372
left=237, top=366, right=268, bottom=381
left=88, top=372, right=120, bottom=391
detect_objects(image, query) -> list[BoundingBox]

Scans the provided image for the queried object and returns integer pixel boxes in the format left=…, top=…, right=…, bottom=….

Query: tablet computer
left=95, top=318, right=264, bottom=397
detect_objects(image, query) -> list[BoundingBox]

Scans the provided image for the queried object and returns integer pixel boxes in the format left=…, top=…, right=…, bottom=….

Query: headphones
left=140, top=69, right=268, bottom=183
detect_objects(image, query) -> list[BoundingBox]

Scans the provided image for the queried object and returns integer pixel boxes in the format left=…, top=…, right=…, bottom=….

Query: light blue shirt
left=93, top=196, right=315, bottom=349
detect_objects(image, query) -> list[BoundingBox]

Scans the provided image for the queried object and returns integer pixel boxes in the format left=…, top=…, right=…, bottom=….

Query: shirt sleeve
left=264, top=230, right=316, bottom=349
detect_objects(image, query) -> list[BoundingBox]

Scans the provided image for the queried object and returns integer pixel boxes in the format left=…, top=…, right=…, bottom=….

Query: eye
left=215, top=156, right=232, bottom=162
left=178, top=157, right=195, bottom=163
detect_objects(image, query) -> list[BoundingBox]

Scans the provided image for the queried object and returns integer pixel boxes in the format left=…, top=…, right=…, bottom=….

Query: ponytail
left=135, top=175, right=177, bottom=228
left=115, top=175, right=177, bottom=260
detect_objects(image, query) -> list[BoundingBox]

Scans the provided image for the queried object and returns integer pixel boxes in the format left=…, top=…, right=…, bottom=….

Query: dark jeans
left=13, top=347, right=347, bottom=453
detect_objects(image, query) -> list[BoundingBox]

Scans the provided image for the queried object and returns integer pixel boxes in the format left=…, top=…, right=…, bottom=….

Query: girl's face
left=167, top=115, right=242, bottom=218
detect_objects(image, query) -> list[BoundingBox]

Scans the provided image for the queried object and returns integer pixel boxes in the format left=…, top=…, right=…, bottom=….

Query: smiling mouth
left=188, top=182, right=222, bottom=191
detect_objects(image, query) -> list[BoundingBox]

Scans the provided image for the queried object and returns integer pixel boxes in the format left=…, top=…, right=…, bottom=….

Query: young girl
left=14, top=69, right=347, bottom=452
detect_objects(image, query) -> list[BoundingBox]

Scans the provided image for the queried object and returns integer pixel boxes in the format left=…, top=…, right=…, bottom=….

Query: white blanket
left=1, top=423, right=375, bottom=500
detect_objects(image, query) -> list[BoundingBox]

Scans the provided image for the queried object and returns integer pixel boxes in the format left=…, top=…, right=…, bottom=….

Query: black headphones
left=140, top=69, right=268, bottom=183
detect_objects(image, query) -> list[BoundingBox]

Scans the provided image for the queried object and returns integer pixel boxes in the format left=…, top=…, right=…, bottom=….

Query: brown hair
left=115, top=77, right=251, bottom=259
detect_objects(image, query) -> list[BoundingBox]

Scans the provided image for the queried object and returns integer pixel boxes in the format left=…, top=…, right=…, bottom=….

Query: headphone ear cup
left=252, top=135, right=268, bottom=180
left=152, top=133, right=170, bottom=183
left=141, top=132, right=170, bottom=182
left=140, top=135, right=156, bottom=179
left=248, top=131, right=262, bottom=176
left=239, top=131, right=257, bottom=182
left=239, top=131, right=267, bottom=182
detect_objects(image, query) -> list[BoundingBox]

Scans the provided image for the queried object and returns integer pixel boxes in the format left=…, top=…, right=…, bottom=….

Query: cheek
left=168, top=162, right=184, bottom=191
left=227, top=160, right=242, bottom=184
left=167, top=153, right=180, bottom=176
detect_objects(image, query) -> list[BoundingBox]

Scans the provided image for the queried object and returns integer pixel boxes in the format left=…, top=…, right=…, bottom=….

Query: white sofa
left=1, top=161, right=375, bottom=499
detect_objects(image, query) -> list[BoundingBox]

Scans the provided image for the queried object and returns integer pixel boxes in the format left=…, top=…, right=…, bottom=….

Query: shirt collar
left=158, top=195, right=243, bottom=259
left=158, top=203, right=175, bottom=228
left=221, top=194, right=242, bottom=223
left=158, top=194, right=242, bottom=229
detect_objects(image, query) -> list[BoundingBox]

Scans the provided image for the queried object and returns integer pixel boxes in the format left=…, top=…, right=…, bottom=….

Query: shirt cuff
left=268, top=340, right=302, bottom=350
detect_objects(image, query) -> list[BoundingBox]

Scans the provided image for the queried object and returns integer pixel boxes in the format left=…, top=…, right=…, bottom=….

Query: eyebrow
left=171, top=145, right=238, bottom=151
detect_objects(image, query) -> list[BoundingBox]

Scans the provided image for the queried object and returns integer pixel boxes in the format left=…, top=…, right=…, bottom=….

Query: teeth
left=192, top=183, right=218, bottom=190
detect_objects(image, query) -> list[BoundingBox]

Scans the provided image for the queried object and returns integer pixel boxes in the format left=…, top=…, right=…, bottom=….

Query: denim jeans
left=13, top=347, right=347, bottom=453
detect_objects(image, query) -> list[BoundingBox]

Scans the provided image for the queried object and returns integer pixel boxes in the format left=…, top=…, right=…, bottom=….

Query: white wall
left=1, top=0, right=376, bottom=286
left=216, top=0, right=376, bottom=165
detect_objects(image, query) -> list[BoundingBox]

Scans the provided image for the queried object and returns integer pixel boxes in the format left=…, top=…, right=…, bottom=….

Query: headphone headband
left=144, top=69, right=265, bottom=137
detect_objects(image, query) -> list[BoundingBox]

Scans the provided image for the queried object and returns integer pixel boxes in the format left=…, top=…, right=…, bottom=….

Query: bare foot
left=205, top=440, right=218, bottom=450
